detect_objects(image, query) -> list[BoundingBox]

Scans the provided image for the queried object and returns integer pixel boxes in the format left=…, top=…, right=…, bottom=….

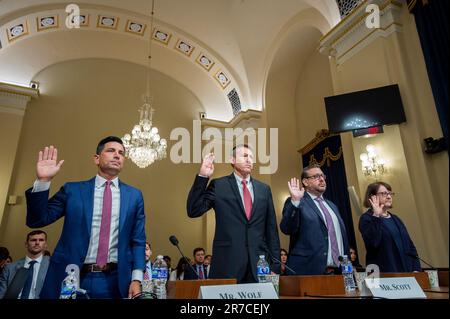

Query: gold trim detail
left=7, top=21, right=29, bottom=42
left=214, top=70, right=231, bottom=89
left=408, top=0, right=428, bottom=11
left=74, top=14, right=90, bottom=27
left=299, top=129, right=339, bottom=154
left=308, top=147, right=343, bottom=167
left=174, top=39, right=194, bottom=57
left=124, top=20, right=146, bottom=36
left=152, top=28, right=171, bottom=45
left=196, top=52, right=215, bottom=71
left=97, top=15, right=119, bottom=30
left=37, top=15, right=59, bottom=31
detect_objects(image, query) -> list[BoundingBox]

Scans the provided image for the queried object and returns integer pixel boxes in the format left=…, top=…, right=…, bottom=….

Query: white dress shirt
left=292, top=192, right=344, bottom=266
left=18, top=255, right=43, bottom=299
left=32, top=175, right=143, bottom=282
left=233, top=172, right=254, bottom=207
left=84, top=175, right=120, bottom=264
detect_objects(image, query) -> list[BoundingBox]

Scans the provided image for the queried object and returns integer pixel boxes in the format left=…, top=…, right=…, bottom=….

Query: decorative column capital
left=0, top=82, right=39, bottom=115
left=319, top=0, right=403, bottom=65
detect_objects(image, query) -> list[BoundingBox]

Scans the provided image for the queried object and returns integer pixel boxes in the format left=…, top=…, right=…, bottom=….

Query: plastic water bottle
left=152, top=255, right=168, bottom=299
left=59, top=270, right=78, bottom=299
left=341, top=255, right=356, bottom=292
left=256, top=255, right=270, bottom=283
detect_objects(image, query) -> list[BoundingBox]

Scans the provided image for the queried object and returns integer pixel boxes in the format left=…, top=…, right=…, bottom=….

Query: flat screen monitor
left=324, top=84, right=406, bottom=133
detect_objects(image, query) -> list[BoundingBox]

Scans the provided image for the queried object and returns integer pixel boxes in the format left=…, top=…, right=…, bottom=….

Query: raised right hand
left=199, top=153, right=215, bottom=178
left=288, top=178, right=305, bottom=202
left=36, top=146, right=64, bottom=182
left=368, top=195, right=384, bottom=217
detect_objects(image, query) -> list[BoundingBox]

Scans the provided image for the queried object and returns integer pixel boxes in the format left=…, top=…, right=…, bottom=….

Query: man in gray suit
left=0, top=230, right=50, bottom=299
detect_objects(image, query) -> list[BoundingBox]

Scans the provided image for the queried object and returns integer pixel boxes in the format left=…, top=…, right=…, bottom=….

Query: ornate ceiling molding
left=0, top=5, right=244, bottom=120
left=319, top=0, right=403, bottom=65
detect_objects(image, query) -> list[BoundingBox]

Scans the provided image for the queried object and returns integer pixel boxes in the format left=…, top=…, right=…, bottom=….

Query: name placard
left=365, top=277, right=427, bottom=299
left=199, top=282, right=278, bottom=299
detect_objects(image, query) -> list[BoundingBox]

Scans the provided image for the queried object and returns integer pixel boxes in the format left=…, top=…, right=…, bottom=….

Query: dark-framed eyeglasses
left=305, top=173, right=326, bottom=181
left=376, top=191, right=395, bottom=197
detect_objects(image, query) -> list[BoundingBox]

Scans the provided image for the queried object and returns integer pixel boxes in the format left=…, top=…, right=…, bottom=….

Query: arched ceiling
left=0, top=0, right=340, bottom=122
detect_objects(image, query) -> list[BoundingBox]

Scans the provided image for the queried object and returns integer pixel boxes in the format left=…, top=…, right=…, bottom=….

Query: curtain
left=408, top=0, right=449, bottom=148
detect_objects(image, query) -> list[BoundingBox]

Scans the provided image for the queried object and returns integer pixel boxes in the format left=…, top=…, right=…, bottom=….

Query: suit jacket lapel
left=81, top=177, right=96, bottom=237
left=16, top=259, right=25, bottom=269
left=249, top=177, right=259, bottom=221
left=327, top=200, right=346, bottom=231
left=119, top=181, right=129, bottom=233
left=227, top=174, right=247, bottom=219
left=305, top=193, right=327, bottom=229
left=35, top=256, right=49, bottom=297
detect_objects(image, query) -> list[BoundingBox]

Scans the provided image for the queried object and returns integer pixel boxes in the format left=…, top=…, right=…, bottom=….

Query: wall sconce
left=359, top=144, right=386, bottom=177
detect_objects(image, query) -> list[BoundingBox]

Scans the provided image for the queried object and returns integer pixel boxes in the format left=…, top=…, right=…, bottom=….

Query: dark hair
left=363, top=181, right=392, bottom=208
left=26, top=230, right=47, bottom=242
left=43, top=250, right=51, bottom=257
left=96, top=136, right=124, bottom=155
left=175, top=257, right=190, bottom=279
left=204, top=254, right=212, bottom=259
left=232, top=144, right=252, bottom=157
left=163, top=255, right=171, bottom=262
left=301, top=164, right=321, bottom=180
left=0, top=247, right=9, bottom=260
left=280, top=248, right=288, bottom=255
left=193, top=247, right=205, bottom=256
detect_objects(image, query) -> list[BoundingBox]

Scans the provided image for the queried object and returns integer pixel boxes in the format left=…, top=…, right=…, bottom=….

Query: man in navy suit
left=25, top=136, right=146, bottom=299
left=280, top=164, right=349, bottom=275
left=183, top=247, right=208, bottom=280
left=187, top=145, right=280, bottom=283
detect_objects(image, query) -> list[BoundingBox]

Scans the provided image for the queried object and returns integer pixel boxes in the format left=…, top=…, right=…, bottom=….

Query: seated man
left=183, top=248, right=208, bottom=280
left=0, top=230, right=50, bottom=299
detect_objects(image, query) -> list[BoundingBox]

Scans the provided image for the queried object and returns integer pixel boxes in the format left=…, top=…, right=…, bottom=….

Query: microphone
left=169, top=235, right=200, bottom=279
left=407, top=252, right=435, bottom=269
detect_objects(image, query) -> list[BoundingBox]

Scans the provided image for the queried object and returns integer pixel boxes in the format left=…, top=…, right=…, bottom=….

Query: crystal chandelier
left=359, top=144, right=386, bottom=178
left=122, top=0, right=167, bottom=168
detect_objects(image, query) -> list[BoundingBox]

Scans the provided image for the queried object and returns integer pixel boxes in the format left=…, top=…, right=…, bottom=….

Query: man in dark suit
left=25, top=136, right=146, bottom=299
left=187, top=145, right=280, bottom=283
left=0, top=230, right=50, bottom=299
left=183, top=247, right=208, bottom=280
left=280, top=164, right=349, bottom=275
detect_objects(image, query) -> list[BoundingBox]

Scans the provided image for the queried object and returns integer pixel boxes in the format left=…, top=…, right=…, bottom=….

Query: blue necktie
left=198, top=265, right=204, bottom=279
left=21, top=260, right=37, bottom=299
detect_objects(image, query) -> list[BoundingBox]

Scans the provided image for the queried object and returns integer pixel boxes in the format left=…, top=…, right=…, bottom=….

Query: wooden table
left=279, top=272, right=449, bottom=299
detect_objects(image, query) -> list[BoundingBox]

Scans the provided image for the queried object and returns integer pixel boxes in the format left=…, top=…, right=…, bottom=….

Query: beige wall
left=0, top=112, right=25, bottom=235
left=264, top=27, right=335, bottom=252
left=295, top=51, right=334, bottom=148
left=1, top=3, right=447, bottom=271
left=328, top=5, right=448, bottom=267
left=0, top=58, right=208, bottom=261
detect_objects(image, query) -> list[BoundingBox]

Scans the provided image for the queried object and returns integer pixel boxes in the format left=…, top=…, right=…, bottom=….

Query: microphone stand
left=171, top=240, right=200, bottom=279
left=265, top=250, right=297, bottom=275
